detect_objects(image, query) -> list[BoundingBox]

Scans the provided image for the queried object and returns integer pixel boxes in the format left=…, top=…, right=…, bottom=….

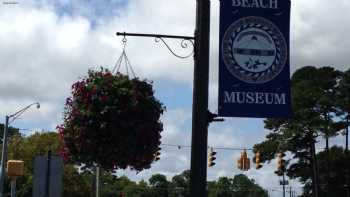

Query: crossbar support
left=116, top=32, right=194, bottom=40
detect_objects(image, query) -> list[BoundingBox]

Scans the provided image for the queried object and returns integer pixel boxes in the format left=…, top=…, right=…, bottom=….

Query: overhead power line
left=161, top=143, right=253, bottom=151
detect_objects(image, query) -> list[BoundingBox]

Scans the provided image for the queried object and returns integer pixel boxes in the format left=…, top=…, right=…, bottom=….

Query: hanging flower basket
left=57, top=68, right=165, bottom=171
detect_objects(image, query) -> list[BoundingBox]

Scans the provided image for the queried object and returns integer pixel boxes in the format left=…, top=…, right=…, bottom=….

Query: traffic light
left=208, top=148, right=217, bottom=167
left=277, top=152, right=286, bottom=172
left=255, top=151, right=262, bottom=169
left=237, top=150, right=250, bottom=171
left=154, top=147, right=161, bottom=161
left=237, top=157, right=243, bottom=170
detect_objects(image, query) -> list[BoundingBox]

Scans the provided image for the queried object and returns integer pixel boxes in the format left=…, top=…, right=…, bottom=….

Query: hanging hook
left=122, top=34, right=127, bottom=50
left=112, top=33, right=137, bottom=78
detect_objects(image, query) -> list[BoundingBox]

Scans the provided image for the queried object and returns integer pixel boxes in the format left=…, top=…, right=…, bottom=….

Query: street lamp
left=0, top=102, right=40, bottom=196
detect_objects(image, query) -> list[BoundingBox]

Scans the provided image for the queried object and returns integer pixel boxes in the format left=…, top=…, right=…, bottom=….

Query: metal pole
left=325, top=114, right=330, bottom=197
left=346, top=118, right=349, bottom=197
left=44, top=150, right=51, bottom=197
left=0, top=103, right=39, bottom=197
left=282, top=173, right=286, bottom=197
left=0, top=116, right=10, bottom=197
left=96, top=166, right=100, bottom=197
left=311, top=139, right=319, bottom=197
left=289, top=186, right=292, bottom=197
left=346, top=118, right=349, bottom=153
left=116, top=32, right=194, bottom=40
left=325, top=132, right=329, bottom=197
left=190, top=0, right=210, bottom=196
left=10, top=178, right=15, bottom=197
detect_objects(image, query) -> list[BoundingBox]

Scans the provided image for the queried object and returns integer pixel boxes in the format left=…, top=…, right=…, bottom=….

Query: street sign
left=33, top=155, right=63, bottom=197
left=218, top=0, right=292, bottom=118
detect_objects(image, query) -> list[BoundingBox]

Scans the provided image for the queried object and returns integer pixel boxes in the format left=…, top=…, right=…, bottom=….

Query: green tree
left=208, top=174, right=268, bottom=197
left=0, top=123, right=20, bottom=141
left=63, top=165, right=92, bottom=197
left=123, top=181, right=152, bottom=197
left=336, top=68, right=350, bottom=131
left=300, top=146, right=349, bottom=197
left=5, top=132, right=62, bottom=196
left=253, top=66, right=348, bottom=197
left=3, top=131, right=173, bottom=197
left=5, top=132, right=94, bottom=197
left=336, top=68, right=350, bottom=197
left=149, top=174, right=169, bottom=197
left=169, top=170, right=190, bottom=197
left=209, top=177, right=233, bottom=197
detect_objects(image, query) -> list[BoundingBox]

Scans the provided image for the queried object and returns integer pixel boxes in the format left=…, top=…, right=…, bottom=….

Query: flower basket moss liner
left=58, top=69, right=165, bottom=171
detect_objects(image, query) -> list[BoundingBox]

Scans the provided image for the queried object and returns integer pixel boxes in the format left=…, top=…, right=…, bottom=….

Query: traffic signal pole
left=190, top=0, right=211, bottom=196
left=282, top=172, right=286, bottom=197
left=346, top=118, right=349, bottom=197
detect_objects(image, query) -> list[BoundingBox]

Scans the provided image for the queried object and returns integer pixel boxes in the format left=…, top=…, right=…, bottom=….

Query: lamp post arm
left=0, top=102, right=39, bottom=197
left=8, top=102, right=40, bottom=124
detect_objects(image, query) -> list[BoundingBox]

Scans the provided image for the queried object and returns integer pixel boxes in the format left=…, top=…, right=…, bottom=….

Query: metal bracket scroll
left=116, top=32, right=195, bottom=59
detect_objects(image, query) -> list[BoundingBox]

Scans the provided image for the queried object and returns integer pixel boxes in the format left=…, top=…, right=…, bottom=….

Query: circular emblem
left=222, top=16, right=287, bottom=84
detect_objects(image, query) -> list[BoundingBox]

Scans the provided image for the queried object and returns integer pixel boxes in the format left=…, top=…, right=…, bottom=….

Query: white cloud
left=291, top=0, right=350, bottom=71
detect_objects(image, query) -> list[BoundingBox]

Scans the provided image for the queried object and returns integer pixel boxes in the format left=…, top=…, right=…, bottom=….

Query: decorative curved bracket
left=154, top=37, right=194, bottom=59
left=116, top=32, right=195, bottom=59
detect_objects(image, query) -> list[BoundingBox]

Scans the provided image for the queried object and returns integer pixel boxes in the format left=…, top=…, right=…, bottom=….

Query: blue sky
left=48, top=0, right=127, bottom=27
left=1, top=0, right=350, bottom=196
left=33, top=0, right=127, bottom=17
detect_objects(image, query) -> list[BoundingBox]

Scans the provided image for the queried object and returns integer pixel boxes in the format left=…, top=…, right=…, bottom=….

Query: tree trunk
left=325, top=123, right=330, bottom=197
left=310, top=134, right=319, bottom=197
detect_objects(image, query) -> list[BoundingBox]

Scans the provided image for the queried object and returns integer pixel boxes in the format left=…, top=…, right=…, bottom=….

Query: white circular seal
left=222, top=16, right=287, bottom=84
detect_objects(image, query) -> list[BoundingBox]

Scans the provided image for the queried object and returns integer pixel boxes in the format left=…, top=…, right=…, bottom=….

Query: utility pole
left=324, top=113, right=330, bottom=197
left=282, top=173, right=286, bottom=197
left=0, top=116, right=9, bottom=197
left=310, top=137, right=319, bottom=197
left=190, top=0, right=211, bottom=196
left=0, top=102, right=40, bottom=197
left=289, top=186, right=292, bottom=197
left=346, top=117, right=349, bottom=197
left=96, top=166, right=100, bottom=197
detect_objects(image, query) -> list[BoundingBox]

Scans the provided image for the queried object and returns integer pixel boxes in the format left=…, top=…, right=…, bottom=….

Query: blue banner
left=218, top=0, right=292, bottom=118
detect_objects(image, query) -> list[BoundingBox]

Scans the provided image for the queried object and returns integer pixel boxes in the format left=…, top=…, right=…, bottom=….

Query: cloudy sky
left=1, top=0, right=349, bottom=196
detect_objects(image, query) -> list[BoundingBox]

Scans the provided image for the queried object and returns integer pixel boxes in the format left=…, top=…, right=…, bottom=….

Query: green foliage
left=1, top=130, right=270, bottom=197
left=253, top=66, right=350, bottom=196
left=336, top=69, right=350, bottom=128
left=254, top=66, right=346, bottom=162
left=149, top=174, right=169, bottom=197
left=170, top=170, right=190, bottom=197
left=0, top=123, right=20, bottom=141
left=300, top=146, right=349, bottom=197
left=208, top=174, right=268, bottom=197
left=63, top=166, right=92, bottom=197
left=317, top=147, right=349, bottom=196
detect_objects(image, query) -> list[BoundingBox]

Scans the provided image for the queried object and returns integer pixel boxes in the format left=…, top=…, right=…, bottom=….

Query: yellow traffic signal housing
left=237, top=150, right=250, bottom=171
left=243, top=158, right=250, bottom=171
left=255, top=151, right=262, bottom=169
left=154, top=148, right=161, bottom=161
left=237, top=157, right=243, bottom=170
left=7, top=160, right=24, bottom=177
left=277, top=152, right=286, bottom=172
left=208, top=148, right=217, bottom=167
